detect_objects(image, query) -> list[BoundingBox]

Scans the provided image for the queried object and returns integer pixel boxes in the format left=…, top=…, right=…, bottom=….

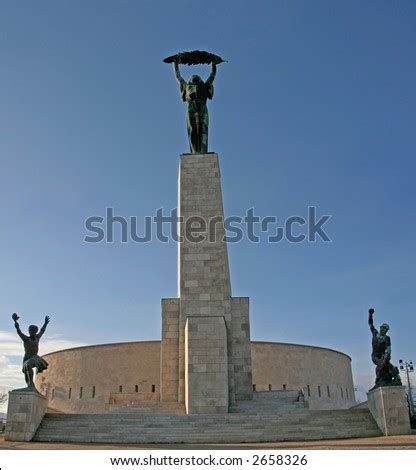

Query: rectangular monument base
left=5, top=387, right=47, bottom=441
left=185, top=316, right=229, bottom=414
left=367, top=385, right=411, bottom=436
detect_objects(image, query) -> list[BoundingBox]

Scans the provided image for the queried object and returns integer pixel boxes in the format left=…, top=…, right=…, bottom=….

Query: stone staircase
left=108, top=401, right=185, bottom=416
left=34, top=393, right=381, bottom=443
left=230, top=390, right=307, bottom=414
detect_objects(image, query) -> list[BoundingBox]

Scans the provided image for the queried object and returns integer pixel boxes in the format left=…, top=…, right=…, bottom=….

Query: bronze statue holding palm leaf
left=164, top=51, right=226, bottom=153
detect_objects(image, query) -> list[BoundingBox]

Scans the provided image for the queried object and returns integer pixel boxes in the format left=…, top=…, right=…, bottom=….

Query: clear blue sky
left=1, top=1, right=415, bottom=399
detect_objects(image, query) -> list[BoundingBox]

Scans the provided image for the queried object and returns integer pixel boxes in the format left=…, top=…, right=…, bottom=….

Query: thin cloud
left=353, top=373, right=374, bottom=403
left=0, top=330, right=85, bottom=357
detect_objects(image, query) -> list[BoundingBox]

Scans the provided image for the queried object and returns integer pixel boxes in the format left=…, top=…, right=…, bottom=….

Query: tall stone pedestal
left=5, top=388, right=47, bottom=441
left=367, top=386, right=411, bottom=436
left=160, top=153, right=253, bottom=413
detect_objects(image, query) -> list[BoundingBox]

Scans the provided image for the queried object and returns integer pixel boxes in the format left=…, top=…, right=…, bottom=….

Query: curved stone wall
left=36, top=341, right=161, bottom=413
left=35, top=340, right=355, bottom=413
left=251, top=342, right=356, bottom=410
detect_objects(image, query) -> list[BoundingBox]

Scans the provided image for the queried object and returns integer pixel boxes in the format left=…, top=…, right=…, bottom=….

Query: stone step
left=34, top=431, right=381, bottom=444
left=36, top=410, right=368, bottom=418
left=229, top=391, right=307, bottom=414
left=106, top=394, right=305, bottom=417
left=229, top=403, right=306, bottom=413
left=252, top=390, right=301, bottom=401
left=33, top=408, right=381, bottom=444
left=231, top=399, right=304, bottom=405
left=37, top=415, right=377, bottom=426
left=108, top=402, right=186, bottom=415
left=37, top=424, right=378, bottom=434
left=43, top=414, right=331, bottom=425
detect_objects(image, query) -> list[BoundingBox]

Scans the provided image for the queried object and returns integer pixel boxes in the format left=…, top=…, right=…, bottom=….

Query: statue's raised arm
left=205, top=62, right=217, bottom=87
left=37, top=315, right=50, bottom=339
left=368, top=308, right=377, bottom=334
left=12, top=313, right=27, bottom=341
left=173, top=60, right=185, bottom=86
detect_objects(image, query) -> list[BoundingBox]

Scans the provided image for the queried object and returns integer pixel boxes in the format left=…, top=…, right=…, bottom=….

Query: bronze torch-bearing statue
left=368, top=308, right=402, bottom=390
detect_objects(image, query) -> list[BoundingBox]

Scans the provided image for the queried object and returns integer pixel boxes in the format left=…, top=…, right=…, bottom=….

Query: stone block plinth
left=367, top=386, right=411, bottom=436
left=231, top=297, right=253, bottom=401
left=160, top=298, right=180, bottom=402
left=185, top=316, right=229, bottom=413
left=5, top=388, right=47, bottom=441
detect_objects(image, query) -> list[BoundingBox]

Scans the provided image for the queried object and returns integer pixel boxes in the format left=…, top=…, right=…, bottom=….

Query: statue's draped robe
left=178, top=76, right=214, bottom=153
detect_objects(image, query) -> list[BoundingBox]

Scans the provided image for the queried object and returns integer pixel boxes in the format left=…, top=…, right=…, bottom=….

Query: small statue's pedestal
left=367, top=386, right=411, bottom=436
left=5, top=388, right=47, bottom=441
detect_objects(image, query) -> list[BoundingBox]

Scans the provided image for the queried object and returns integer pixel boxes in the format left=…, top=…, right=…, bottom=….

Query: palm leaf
left=163, top=50, right=226, bottom=65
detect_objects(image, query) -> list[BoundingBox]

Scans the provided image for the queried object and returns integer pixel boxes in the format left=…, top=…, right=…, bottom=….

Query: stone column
left=177, top=153, right=233, bottom=409
left=160, top=152, right=253, bottom=412
left=367, top=386, right=411, bottom=436
left=5, top=388, right=47, bottom=441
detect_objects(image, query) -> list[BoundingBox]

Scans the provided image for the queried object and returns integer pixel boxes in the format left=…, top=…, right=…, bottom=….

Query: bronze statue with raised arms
left=12, top=313, right=50, bottom=390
